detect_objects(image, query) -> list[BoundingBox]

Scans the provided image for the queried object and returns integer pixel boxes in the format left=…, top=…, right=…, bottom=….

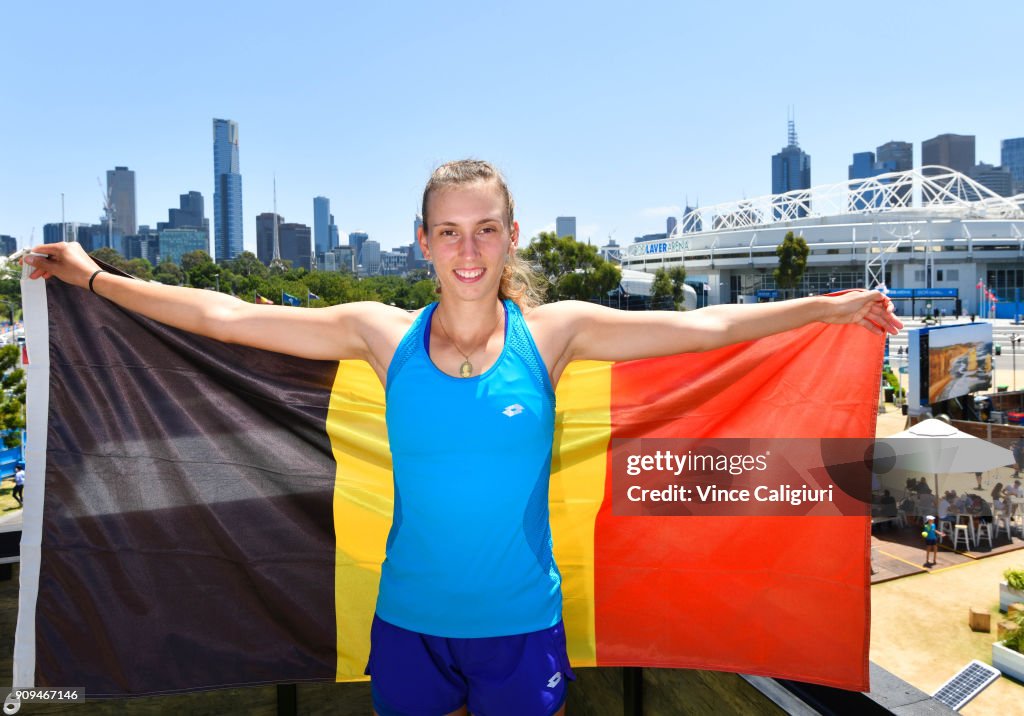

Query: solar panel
left=932, top=660, right=1000, bottom=711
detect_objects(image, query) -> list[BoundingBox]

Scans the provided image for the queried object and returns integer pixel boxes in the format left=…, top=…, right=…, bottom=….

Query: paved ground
left=871, top=407, right=1024, bottom=713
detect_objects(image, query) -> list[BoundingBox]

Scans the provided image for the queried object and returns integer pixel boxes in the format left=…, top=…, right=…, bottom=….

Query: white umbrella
left=875, top=418, right=1014, bottom=497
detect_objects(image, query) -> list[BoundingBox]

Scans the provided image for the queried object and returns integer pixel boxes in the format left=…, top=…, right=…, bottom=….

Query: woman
left=26, top=160, right=901, bottom=716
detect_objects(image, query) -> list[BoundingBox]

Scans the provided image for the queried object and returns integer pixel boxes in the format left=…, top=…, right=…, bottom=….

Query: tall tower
left=313, top=196, right=331, bottom=258
left=1000, top=138, right=1024, bottom=192
left=212, top=118, right=244, bottom=261
left=921, top=134, right=975, bottom=175
left=106, top=166, right=137, bottom=236
left=771, top=114, right=812, bottom=218
left=771, top=117, right=811, bottom=195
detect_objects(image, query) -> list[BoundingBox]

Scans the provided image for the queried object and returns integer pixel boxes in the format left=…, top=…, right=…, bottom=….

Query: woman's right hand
left=22, top=242, right=101, bottom=289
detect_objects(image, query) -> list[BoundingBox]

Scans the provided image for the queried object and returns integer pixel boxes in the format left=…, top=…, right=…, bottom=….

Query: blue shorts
left=365, top=615, right=575, bottom=716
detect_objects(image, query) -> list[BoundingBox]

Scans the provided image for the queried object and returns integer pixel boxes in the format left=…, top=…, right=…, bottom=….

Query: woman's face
left=418, top=180, right=518, bottom=304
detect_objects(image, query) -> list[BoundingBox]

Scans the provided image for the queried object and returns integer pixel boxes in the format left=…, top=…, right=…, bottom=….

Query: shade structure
left=877, top=418, right=1014, bottom=496
left=12, top=272, right=884, bottom=697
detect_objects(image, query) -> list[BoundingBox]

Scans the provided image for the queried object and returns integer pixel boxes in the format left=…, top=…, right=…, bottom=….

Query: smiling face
left=418, top=179, right=519, bottom=303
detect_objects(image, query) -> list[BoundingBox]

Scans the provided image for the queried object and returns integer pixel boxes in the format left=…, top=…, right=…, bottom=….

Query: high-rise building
left=322, top=245, right=355, bottom=273
left=349, top=231, right=369, bottom=267
left=666, top=217, right=678, bottom=236
left=380, top=250, right=408, bottom=276
left=43, top=222, right=89, bottom=244
left=255, top=212, right=282, bottom=266
left=329, top=214, right=339, bottom=252
left=106, top=166, right=137, bottom=237
left=848, top=151, right=884, bottom=211
left=0, top=235, right=16, bottom=256
left=1000, top=138, right=1024, bottom=193
left=212, top=118, right=244, bottom=262
left=969, top=163, right=1014, bottom=197
left=876, top=141, right=913, bottom=172
left=278, top=222, right=312, bottom=271
left=771, top=119, right=811, bottom=203
left=556, top=216, right=576, bottom=239
left=159, top=228, right=209, bottom=266
left=921, top=134, right=975, bottom=175
left=682, top=205, right=702, bottom=233
left=125, top=226, right=161, bottom=263
left=313, top=196, right=331, bottom=258
left=360, top=239, right=381, bottom=275
left=159, top=191, right=208, bottom=232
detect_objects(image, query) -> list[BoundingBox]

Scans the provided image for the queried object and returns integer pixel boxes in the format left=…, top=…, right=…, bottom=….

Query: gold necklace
left=435, top=304, right=500, bottom=378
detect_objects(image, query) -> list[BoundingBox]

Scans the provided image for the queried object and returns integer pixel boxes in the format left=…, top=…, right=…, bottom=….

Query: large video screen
left=925, top=323, right=993, bottom=404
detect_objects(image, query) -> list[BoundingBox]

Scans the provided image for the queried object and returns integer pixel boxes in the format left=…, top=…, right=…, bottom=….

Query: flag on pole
left=13, top=277, right=880, bottom=696
left=255, top=293, right=274, bottom=305
left=282, top=292, right=302, bottom=307
left=308, top=291, right=320, bottom=301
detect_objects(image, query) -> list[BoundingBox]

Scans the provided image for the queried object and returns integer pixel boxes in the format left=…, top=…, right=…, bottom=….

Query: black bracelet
left=88, top=269, right=106, bottom=294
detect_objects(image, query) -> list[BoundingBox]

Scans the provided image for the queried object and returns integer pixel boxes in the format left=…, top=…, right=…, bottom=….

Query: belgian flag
left=13, top=274, right=879, bottom=697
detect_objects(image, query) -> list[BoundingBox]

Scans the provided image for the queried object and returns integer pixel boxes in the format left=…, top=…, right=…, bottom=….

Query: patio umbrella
left=875, top=418, right=1014, bottom=497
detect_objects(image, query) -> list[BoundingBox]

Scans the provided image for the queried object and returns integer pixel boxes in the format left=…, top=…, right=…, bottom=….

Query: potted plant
left=1001, top=568, right=1024, bottom=612
left=992, top=612, right=1024, bottom=682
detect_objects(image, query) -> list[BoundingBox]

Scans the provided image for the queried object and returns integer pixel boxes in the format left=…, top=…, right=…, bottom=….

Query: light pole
left=214, top=273, right=220, bottom=293
left=1013, top=336, right=1021, bottom=392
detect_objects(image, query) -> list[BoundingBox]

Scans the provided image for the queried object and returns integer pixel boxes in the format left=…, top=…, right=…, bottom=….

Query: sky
left=3, top=1, right=1023, bottom=256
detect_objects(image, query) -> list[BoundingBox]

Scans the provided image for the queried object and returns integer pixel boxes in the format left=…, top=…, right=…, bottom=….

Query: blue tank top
left=378, top=300, right=560, bottom=637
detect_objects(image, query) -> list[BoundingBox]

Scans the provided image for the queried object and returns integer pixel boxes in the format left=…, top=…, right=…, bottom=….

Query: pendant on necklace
left=459, top=360, right=473, bottom=378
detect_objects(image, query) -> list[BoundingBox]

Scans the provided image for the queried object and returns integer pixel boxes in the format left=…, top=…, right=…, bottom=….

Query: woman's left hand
left=821, top=290, right=903, bottom=336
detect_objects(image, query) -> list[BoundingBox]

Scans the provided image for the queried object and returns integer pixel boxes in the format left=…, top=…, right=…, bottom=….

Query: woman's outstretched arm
left=23, top=242, right=407, bottom=362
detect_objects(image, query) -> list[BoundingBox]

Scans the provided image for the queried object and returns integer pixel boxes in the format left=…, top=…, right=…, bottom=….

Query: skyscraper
left=876, top=141, right=913, bottom=172
left=313, top=196, right=331, bottom=259
left=771, top=119, right=811, bottom=218
left=556, top=217, right=576, bottom=239
left=256, top=212, right=282, bottom=266
left=278, top=222, right=312, bottom=271
left=921, top=134, right=975, bottom=175
left=329, top=214, right=339, bottom=251
left=212, top=118, right=244, bottom=262
left=0, top=235, right=17, bottom=256
left=349, top=231, right=368, bottom=267
left=106, top=166, right=137, bottom=236
left=158, top=191, right=208, bottom=232
left=1000, top=138, right=1024, bottom=193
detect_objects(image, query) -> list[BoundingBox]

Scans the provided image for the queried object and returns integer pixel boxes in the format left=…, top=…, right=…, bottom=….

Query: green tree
left=774, top=231, right=809, bottom=299
left=651, top=266, right=689, bottom=310
left=519, top=232, right=621, bottom=302
left=153, top=261, right=184, bottom=286
left=124, top=258, right=154, bottom=281
left=89, top=247, right=129, bottom=272
left=225, top=251, right=268, bottom=279
left=0, top=344, right=25, bottom=448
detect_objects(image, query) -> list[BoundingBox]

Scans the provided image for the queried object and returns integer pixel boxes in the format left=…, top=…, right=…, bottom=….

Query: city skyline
left=3, top=2, right=1023, bottom=256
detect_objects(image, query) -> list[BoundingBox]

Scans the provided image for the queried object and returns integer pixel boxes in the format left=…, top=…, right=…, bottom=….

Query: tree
left=226, top=251, right=268, bottom=279
left=124, top=258, right=154, bottom=281
left=153, top=261, right=184, bottom=286
left=520, top=232, right=621, bottom=302
left=89, top=247, right=129, bottom=272
left=774, top=231, right=809, bottom=299
left=0, top=344, right=25, bottom=448
left=651, top=266, right=689, bottom=310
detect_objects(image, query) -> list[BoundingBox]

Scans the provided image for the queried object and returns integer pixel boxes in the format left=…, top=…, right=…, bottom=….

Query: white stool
left=956, top=514, right=976, bottom=544
left=975, top=522, right=994, bottom=550
left=940, top=520, right=954, bottom=545
left=952, top=524, right=971, bottom=550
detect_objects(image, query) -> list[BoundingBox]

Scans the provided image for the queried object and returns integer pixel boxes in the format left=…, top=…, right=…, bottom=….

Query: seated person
left=915, top=477, right=932, bottom=495
left=879, top=489, right=897, bottom=517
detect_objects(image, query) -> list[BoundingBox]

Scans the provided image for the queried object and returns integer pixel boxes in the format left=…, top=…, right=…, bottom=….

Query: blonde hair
left=422, top=159, right=544, bottom=310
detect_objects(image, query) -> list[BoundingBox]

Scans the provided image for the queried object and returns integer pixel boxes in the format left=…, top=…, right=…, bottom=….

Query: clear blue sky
left=3, top=1, right=1022, bottom=255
